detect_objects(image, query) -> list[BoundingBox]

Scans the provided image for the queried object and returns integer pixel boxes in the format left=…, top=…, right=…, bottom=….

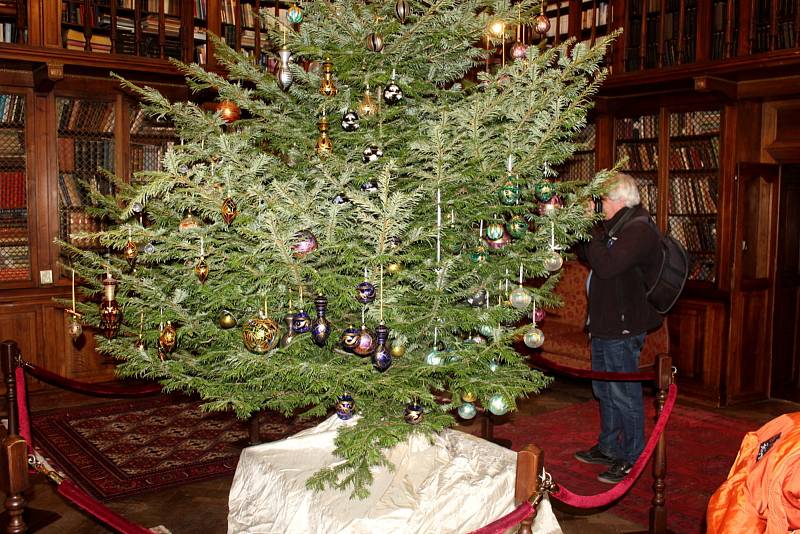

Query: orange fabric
left=706, top=412, right=800, bottom=534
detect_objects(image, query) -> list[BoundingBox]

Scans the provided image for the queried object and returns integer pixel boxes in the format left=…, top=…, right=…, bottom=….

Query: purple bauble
left=510, top=41, right=527, bottom=60
left=534, top=308, right=546, bottom=323
left=292, top=230, right=318, bottom=257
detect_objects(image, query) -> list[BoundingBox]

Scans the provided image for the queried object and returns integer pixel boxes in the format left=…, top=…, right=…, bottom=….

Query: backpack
left=608, top=212, right=689, bottom=314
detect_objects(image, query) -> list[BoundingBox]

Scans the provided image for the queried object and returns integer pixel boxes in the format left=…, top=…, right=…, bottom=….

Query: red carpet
left=31, top=395, right=319, bottom=501
left=492, top=398, right=759, bottom=533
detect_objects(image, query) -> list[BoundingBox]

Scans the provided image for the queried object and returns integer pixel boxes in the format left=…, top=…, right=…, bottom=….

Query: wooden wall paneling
left=0, top=303, right=42, bottom=396
left=694, top=0, right=713, bottom=63
left=611, top=1, right=626, bottom=75
left=727, top=289, right=771, bottom=403
left=116, top=93, right=130, bottom=184
left=716, top=102, right=743, bottom=292
left=43, top=303, right=112, bottom=383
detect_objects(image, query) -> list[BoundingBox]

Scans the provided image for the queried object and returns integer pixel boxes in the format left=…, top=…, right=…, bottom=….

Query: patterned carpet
left=31, top=395, right=320, bottom=501
left=492, top=398, right=759, bottom=533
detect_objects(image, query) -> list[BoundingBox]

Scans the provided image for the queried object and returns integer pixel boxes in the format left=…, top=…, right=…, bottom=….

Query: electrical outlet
left=39, top=270, right=53, bottom=285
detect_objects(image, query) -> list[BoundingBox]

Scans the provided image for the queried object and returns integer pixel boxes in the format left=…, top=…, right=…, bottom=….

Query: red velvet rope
left=15, top=365, right=31, bottom=445
left=550, top=383, right=678, bottom=508
left=468, top=501, right=535, bottom=534
left=58, top=480, right=154, bottom=534
left=24, top=362, right=162, bottom=397
left=522, top=346, right=657, bottom=382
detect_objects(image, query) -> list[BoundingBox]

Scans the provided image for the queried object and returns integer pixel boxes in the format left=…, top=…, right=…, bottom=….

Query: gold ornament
left=387, top=262, right=402, bottom=274
left=461, top=391, right=477, bottom=403
left=218, top=100, right=240, bottom=123
left=217, top=309, right=238, bottom=329
left=366, top=32, right=384, bottom=52
left=123, top=239, right=138, bottom=268
left=179, top=212, right=201, bottom=232
left=319, top=58, right=337, bottom=97
left=159, top=321, right=177, bottom=355
left=242, top=313, right=280, bottom=354
left=389, top=343, right=406, bottom=358
left=358, top=87, right=376, bottom=117
left=99, top=273, right=123, bottom=339
left=315, top=113, right=333, bottom=156
left=194, top=256, right=209, bottom=284
left=221, top=196, right=238, bottom=225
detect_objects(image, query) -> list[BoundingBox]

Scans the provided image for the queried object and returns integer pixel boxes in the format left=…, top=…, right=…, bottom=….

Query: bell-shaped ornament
left=319, top=58, right=338, bottom=97
left=358, top=88, right=377, bottom=117
left=315, top=113, right=333, bottom=157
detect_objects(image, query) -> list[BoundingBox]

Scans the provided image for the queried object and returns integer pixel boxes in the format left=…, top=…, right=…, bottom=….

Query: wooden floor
left=4, top=378, right=799, bottom=534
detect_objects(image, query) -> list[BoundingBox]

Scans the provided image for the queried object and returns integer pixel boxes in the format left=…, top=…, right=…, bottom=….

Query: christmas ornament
left=387, top=236, right=402, bottom=249
left=99, top=273, right=122, bottom=339
left=362, top=145, right=383, bottom=163
left=340, top=325, right=360, bottom=352
left=507, top=215, right=528, bottom=239
left=123, top=232, right=137, bottom=269
left=159, top=321, right=177, bottom=357
left=242, top=311, right=280, bottom=354
left=543, top=251, right=563, bottom=272
left=387, top=262, right=403, bottom=274
left=425, top=348, right=444, bottom=366
left=458, top=402, right=477, bottom=420
left=335, top=394, right=356, bottom=420
left=470, top=245, right=488, bottom=263
left=360, top=181, right=378, bottom=194
left=221, top=196, right=238, bottom=225
left=486, top=221, right=504, bottom=240
left=178, top=212, right=201, bottom=232
left=217, top=309, right=238, bottom=329
left=510, top=41, right=527, bottom=60
left=383, top=70, right=403, bottom=104
left=394, top=0, right=409, bottom=23
left=353, top=324, right=375, bottom=356
left=466, top=333, right=487, bottom=344
left=488, top=360, right=499, bottom=372
left=292, top=230, right=318, bottom=257
left=318, top=58, right=337, bottom=97
left=487, top=394, right=509, bottom=416
left=341, top=110, right=360, bottom=132
left=366, top=32, right=384, bottom=53
left=287, top=3, right=303, bottom=24
left=356, top=281, right=376, bottom=304
left=217, top=100, right=240, bottom=123
left=466, top=288, right=487, bottom=307
left=534, top=14, right=551, bottom=35
left=67, top=316, right=83, bottom=341
left=276, top=46, right=293, bottom=91
left=498, top=180, right=520, bottom=205
left=333, top=192, right=350, bottom=204
left=358, top=87, right=377, bottom=117
left=478, top=324, right=495, bottom=338
left=315, top=112, right=333, bottom=157
left=534, top=181, right=555, bottom=201
left=404, top=402, right=424, bottom=424
left=462, top=391, right=477, bottom=403
left=538, top=195, right=562, bottom=216
left=194, top=257, right=209, bottom=284
left=510, top=286, right=531, bottom=309
left=535, top=308, right=546, bottom=322
left=280, top=309, right=296, bottom=347
left=485, top=228, right=511, bottom=250
left=389, top=343, right=406, bottom=358
left=523, top=325, right=544, bottom=348
left=292, top=308, right=311, bottom=334
left=371, top=323, right=391, bottom=371
left=131, top=201, right=144, bottom=215
left=144, top=241, right=156, bottom=254
left=311, top=294, right=332, bottom=347
left=134, top=336, right=145, bottom=352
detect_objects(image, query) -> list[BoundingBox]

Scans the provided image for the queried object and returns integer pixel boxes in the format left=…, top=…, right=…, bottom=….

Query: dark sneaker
left=597, top=461, right=633, bottom=484
left=574, top=445, right=616, bottom=466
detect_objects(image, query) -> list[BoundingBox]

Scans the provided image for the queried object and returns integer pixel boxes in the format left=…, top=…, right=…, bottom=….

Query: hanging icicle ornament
left=221, top=196, right=238, bottom=225
left=394, top=0, right=409, bottom=23
left=194, top=237, right=209, bottom=284
left=383, top=69, right=403, bottom=104
left=359, top=84, right=377, bottom=117
left=242, top=300, right=280, bottom=354
left=134, top=311, right=145, bottom=351
left=123, top=228, right=137, bottom=269
left=311, top=293, right=332, bottom=347
left=99, top=270, right=123, bottom=339
left=287, top=3, right=303, bottom=24
left=315, top=111, right=333, bottom=157
left=276, top=32, right=293, bottom=92
left=510, top=265, right=532, bottom=309
left=319, top=57, right=338, bottom=97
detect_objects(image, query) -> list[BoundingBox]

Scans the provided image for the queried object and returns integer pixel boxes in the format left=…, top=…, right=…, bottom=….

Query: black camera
left=593, top=196, right=603, bottom=214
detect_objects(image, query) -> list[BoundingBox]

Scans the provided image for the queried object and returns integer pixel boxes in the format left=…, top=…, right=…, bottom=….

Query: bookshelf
left=129, top=103, right=176, bottom=184
left=614, top=113, right=659, bottom=218
left=0, top=91, right=29, bottom=282
left=557, top=122, right=596, bottom=182
left=0, top=0, right=25, bottom=44
left=56, top=96, right=116, bottom=252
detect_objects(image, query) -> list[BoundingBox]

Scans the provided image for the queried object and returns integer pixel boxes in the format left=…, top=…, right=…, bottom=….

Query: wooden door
left=770, top=165, right=800, bottom=401
left=726, top=162, right=779, bottom=404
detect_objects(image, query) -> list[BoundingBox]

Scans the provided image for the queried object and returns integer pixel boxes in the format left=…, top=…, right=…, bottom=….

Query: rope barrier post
left=1, top=340, right=20, bottom=437
left=1, top=435, right=29, bottom=533
left=514, top=444, right=543, bottom=534
left=248, top=411, right=262, bottom=446
left=649, top=353, right=673, bottom=534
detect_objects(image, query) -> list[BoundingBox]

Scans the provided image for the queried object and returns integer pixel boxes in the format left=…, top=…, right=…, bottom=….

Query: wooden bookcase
left=0, top=90, right=30, bottom=284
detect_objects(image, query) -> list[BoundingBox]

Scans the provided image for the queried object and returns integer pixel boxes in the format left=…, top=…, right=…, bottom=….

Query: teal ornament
left=426, top=348, right=444, bottom=366
left=287, top=3, right=303, bottom=23
left=523, top=326, right=545, bottom=348
left=458, top=402, right=477, bottom=420
left=470, top=246, right=488, bottom=263
left=509, top=286, right=531, bottom=309
left=534, top=181, right=555, bottom=201
left=404, top=402, right=424, bottom=424
left=486, top=221, right=504, bottom=240
left=498, top=180, right=520, bottom=205
left=335, top=394, right=356, bottom=420
left=507, top=216, right=528, bottom=239
left=478, top=324, right=494, bottom=338
left=487, top=394, right=509, bottom=416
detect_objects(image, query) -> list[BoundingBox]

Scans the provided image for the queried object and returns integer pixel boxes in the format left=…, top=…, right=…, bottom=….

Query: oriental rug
left=31, top=394, right=320, bottom=501
left=492, top=398, right=759, bottom=534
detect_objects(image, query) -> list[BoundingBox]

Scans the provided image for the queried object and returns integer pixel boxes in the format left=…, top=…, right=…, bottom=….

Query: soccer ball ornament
left=336, top=394, right=356, bottom=420
left=362, top=145, right=383, bottom=163
left=523, top=326, right=545, bottom=349
left=458, top=402, right=477, bottom=420
left=341, top=110, right=359, bottom=131
left=404, top=402, right=424, bottom=424
left=356, top=281, right=376, bottom=304
left=242, top=314, right=280, bottom=354
left=487, top=394, right=509, bottom=416
left=383, top=77, right=403, bottom=105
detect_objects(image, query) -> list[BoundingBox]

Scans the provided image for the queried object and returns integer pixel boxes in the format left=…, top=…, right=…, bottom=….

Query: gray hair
left=606, top=173, right=641, bottom=208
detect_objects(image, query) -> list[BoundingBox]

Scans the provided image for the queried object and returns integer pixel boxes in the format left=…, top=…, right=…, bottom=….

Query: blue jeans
left=591, top=334, right=645, bottom=465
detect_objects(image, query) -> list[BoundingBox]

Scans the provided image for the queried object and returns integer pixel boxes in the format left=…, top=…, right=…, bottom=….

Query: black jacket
left=577, top=205, right=663, bottom=339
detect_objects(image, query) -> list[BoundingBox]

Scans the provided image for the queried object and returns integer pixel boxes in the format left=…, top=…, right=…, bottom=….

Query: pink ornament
left=292, top=230, right=318, bottom=257
left=534, top=308, right=546, bottom=323
left=510, top=41, right=527, bottom=60
left=538, top=195, right=563, bottom=216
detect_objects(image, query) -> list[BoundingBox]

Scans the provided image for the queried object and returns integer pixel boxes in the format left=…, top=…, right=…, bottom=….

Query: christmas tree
left=67, top=0, right=617, bottom=498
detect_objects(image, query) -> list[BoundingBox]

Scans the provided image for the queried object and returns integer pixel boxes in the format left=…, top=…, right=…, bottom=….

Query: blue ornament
left=335, top=394, right=356, bottom=420
left=292, top=309, right=311, bottom=333
left=340, top=325, right=360, bottom=352
left=487, top=394, right=509, bottom=415
left=356, top=281, right=376, bottom=304
left=311, top=294, right=331, bottom=347
left=404, top=402, right=424, bottom=424
left=458, top=402, right=477, bottom=420
left=372, top=323, right=392, bottom=371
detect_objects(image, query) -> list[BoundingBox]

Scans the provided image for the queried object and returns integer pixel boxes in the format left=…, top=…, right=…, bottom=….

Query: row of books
left=558, top=152, right=595, bottom=182
left=0, top=171, right=25, bottom=209
left=57, top=138, right=114, bottom=177
left=669, top=215, right=717, bottom=253
left=710, top=29, right=739, bottom=60
left=57, top=99, right=115, bottom=133
left=64, top=28, right=112, bottom=53
left=194, top=0, right=207, bottom=20
left=580, top=3, right=608, bottom=30
left=130, top=109, right=175, bottom=137
left=636, top=180, right=659, bottom=213
left=617, top=115, right=658, bottom=139
left=222, top=2, right=267, bottom=29
left=669, top=177, right=718, bottom=215
left=0, top=21, right=20, bottom=43
left=58, top=171, right=114, bottom=208
left=669, top=139, right=720, bottom=170
left=0, top=94, right=24, bottom=125
left=0, top=244, right=30, bottom=280
left=60, top=207, right=103, bottom=249
left=618, top=142, right=658, bottom=170
left=140, top=15, right=181, bottom=36
left=141, top=0, right=180, bottom=15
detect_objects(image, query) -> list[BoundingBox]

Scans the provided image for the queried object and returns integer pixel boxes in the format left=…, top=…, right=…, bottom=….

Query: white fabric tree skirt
left=228, top=415, right=562, bottom=534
